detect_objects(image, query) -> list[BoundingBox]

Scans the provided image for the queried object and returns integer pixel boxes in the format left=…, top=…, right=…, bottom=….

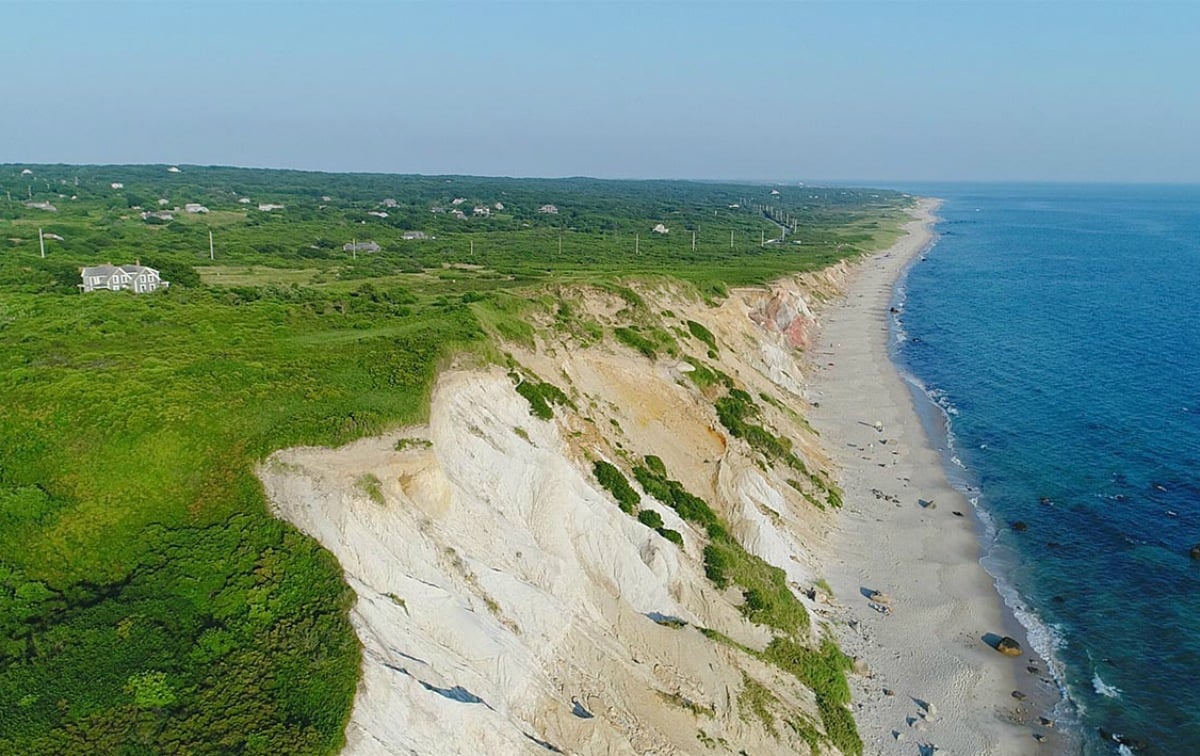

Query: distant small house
left=111, top=182, right=124, bottom=190
left=430, top=206, right=446, bottom=213
left=451, top=197, right=466, bottom=206
left=238, top=197, right=252, bottom=204
left=472, top=206, right=490, bottom=217
left=20, top=168, right=33, bottom=176
left=402, top=231, right=428, bottom=241
left=44, top=233, right=64, bottom=241
left=493, top=202, right=504, bottom=211
left=368, top=211, right=389, bottom=218
left=80, top=264, right=169, bottom=294
left=321, top=195, right=333, bottom=202
left=140, top=210, right=175, bottom=222
left=452, top=210, right=468, bottom=220
left=537, top=204, right=559, bottom=214
left=167, top=166, right=181, bottom=173
left=158, top=198, right=170, bottom=206
left=343, top=241, right=381, bottom=253
left=381, top=198, right=399, bottom=208
left=258, top=203, right=285, bottom=211
left=770, top=189, right=781, bottom=196
left=728, top=203, right=740, bottom=209
left=652, top=223, right=669, bottom=234
left=24, top=201, right=57, bottom=212
left=184, top=203, right=209, bottom=214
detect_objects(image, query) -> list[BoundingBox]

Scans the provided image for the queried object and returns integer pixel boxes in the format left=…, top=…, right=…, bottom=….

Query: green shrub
left=511, top=373, right=571, bottom=421
left=761, top=637, right=859, bottom=755
left=613, top=326, right=657, bottom=359
left=686, top=320, right=718, bottom=352
left=703, top=544, right=731, bottom=588
left=593, top=461, right=640, bottom=514
left=657, top=527, right=683, bottom=545
left=355, top=473, right=385, bottom=505
left=643, top=455, right=668, bottom=478
left=637, top=509, right=664, bottom=529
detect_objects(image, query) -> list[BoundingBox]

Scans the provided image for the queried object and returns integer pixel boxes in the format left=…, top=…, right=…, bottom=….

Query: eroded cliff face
left=259, top=268, right=852, bottom=755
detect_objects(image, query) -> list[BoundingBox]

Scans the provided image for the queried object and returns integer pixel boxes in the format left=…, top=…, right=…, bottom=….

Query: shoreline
left=805, top=200, right=1065, bottom=754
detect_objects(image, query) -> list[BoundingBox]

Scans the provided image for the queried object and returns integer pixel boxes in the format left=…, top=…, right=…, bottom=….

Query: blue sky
left=1, top=1, right=1196, bottom=182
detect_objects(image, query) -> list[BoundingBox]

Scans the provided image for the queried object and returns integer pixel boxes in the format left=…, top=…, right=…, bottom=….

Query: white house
left=538, top=204, right=559, bottom=214
left=167, top=166, right=181, bottom=173
left=402, top=231, right=428, bottom=241
left=652, top=223, right=669, bottom=234
left=368, top=211, right=388, bottom=218
left=258, top=203, right=285, bottom=211
left=111, top=182, right=125, bottom=190
left=80, top=264, right=169, bottom=293
left=185, top=203, right=209, bottom=214
left=343, top=240, right=381, bottom=253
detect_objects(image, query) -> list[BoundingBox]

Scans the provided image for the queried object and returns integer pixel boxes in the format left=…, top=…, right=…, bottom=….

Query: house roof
left=81, top=264, right=159, bottom=278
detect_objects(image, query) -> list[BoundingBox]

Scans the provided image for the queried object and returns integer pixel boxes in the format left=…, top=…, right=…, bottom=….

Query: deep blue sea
left=892, top=184, right=1200, bottom=755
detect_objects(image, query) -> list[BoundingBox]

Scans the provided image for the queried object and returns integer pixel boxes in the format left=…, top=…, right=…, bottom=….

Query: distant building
left=472, top=206, right=491, bottom=217
left=167, top=166, right=181, bottom=173
left=20, top=168, right=33, bottom=176
left=158, top=198, right=170, bottom=206
left=652, top=223, right=669, bottom=234
left=538, top=204, right=559, bottom=214
left=493, top=202, right=504, bottom=210
left=238, top=197, right=252, bottom=204
left=258, top=203, right=285, bottom=211
left=451, top=197, right=466, bottom=206
left=343, top=241, right=381, bottom=253
left=381, top=198, right=399, bottom=208
left=402, top=231, right=428, bottom=241
left=24, top=201, right=57, bottom=212
left=452, top=210, right=468, bottom=220
left=111, top=182, right=124, bottom=190
left=80, top=264, right=169, bottom=293
left=140, top=210, right=175, bottom=221
left=770, top=189, right=781, bottom=196
left=184, top=203, right=209, bottom=214
left=430, top=206, right=446, bottom=213
left=368, top=211, right=389, bottom=218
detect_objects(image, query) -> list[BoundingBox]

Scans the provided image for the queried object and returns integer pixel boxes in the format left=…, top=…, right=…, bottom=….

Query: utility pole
left=730, top=229, right=734, bottom=249
left=761, top=230, right=765, bottom=248
left=470, top=239, right=474, bottom=256
left=558, top=234, right=562, bottom=256
left=39, top=228, right=45, bottom=258
left=352, top=238, right=357, bottom=261
left=209, top=230, right=215, bottom=261
left=691, top=230, right=696, bottom=252
left=635, top=233, right=640, bottom=255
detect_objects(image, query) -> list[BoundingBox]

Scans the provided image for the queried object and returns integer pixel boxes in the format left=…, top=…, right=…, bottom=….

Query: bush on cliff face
left=592, top=461, right=640, bottom=514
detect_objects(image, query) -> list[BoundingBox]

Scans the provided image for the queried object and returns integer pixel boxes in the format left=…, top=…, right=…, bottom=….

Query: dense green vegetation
left=0, top=163, right=904, bottom=752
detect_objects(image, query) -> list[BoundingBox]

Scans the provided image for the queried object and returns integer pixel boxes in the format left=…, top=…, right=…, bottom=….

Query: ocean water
left=891, top=184, right=1200, bottom=755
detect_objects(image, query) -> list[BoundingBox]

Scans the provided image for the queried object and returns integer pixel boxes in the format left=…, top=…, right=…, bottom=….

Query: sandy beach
left=806, top=200, right=1065, bottom=754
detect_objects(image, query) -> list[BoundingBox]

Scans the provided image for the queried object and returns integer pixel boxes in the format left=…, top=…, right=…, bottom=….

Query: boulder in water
left=1011, top=520, right=1028, bottom=532
left=1190, top=543, right=1200, bottom=560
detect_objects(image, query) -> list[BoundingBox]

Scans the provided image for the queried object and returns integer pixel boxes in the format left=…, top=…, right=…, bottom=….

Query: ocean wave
left=1093, top=672, right=1123, bottom=699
